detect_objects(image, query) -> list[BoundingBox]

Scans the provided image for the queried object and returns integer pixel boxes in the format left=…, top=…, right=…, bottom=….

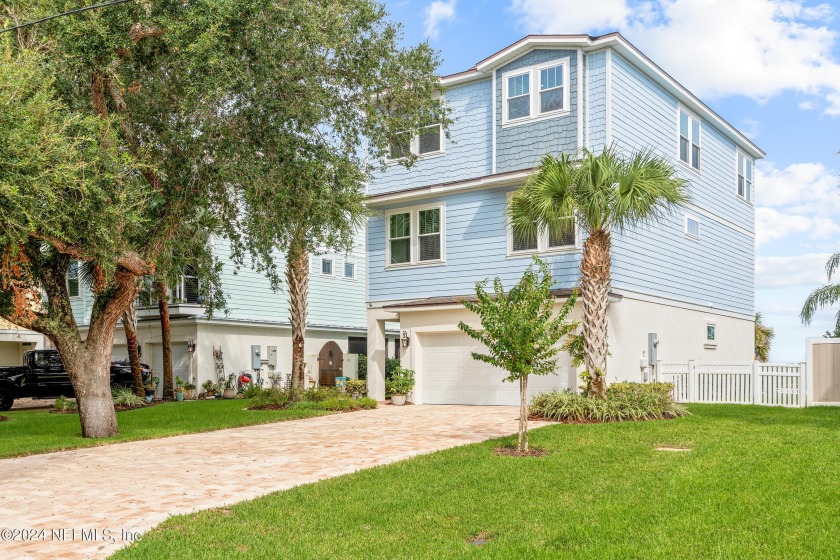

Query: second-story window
left=539, top=64, right=564, bottom=113
left=685, top=215, right=700, bottom=239
left=321, top=258, right=334, bottom=276
left=679, top=109, right=701, bottom=171
left=509, top=213, right=576, bottom=255
left=737, top=152, right=753, bottom=203
left=389, top=125, right=443, bottom=160
left=344, top=262, right=356, bottom=279
left=386, top=205, right=445, bottom=267
left=67, top=261, right=80, bottom=298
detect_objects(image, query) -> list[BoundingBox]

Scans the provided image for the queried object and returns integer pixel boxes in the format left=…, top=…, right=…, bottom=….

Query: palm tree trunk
left=122, top=299, right=144, bottom=398
left=580, top=228, right=611, bottom=399
left=286, top=244, right=309, bottom=389
left=156, top=280, right=174, bottom=400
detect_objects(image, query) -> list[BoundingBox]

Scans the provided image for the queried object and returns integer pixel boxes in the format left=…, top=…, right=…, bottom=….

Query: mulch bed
left=493, top=446, right=549, bottom=457
left=0, top=415, right=7, bottom=422
left=528, top=414, right=681, bottom=424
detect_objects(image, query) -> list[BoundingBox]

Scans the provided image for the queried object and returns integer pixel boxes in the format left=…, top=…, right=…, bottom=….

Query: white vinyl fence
left=657, top=361, right=807, bottom=407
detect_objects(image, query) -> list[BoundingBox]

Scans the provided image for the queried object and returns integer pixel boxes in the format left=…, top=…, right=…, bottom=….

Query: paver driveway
left=0, top=405, right=533, bottom=560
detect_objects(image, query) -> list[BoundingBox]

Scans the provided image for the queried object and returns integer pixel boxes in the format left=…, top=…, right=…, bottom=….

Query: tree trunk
left=580, top=228, right=611, bottom=399
left=286, top=244, right=309, bottom=389
left=518, top=374, right=529, bottom=452
left=67, top=343, right=119, bottom=438
left=122, top=299, right=144, bottom=397
left=156, top=280, right=174, bottom=400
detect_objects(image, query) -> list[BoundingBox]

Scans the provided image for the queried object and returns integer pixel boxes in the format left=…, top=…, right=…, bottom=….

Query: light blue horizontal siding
left=495, top=49, right=579, bottom=172
left=368, top=79, right=492, bottom=195
left=368, top=187, right=581, bottom=302
left=609, top=51, right=755, bottom=316
left=214, top=235, right=367, bottom=330
left=586, top=51, right=607, bottom=152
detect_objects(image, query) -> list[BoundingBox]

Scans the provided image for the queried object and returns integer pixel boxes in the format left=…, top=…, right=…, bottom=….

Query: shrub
left=241, top=384, right=265, bottom=399
left=112, top=386, right=146, bottom=409
left=529, top=384, right=687, bottom=423
left=356, top=397, right=378, bottom=410
left=289, top=400, right=325, bottom=411
left=357, top=353, right=367, bottom=381
left=321, top=396, right=358, bottom=411
left=385, top=357, right=400, bottom=380
left=250, top=388, right=294, bottom=409
left=386, top=366, right=415, bottom=395
left=304, top=386, right=341, bottom=403
left=54, top=395, right=77, bottom=412
left=346, top=379, right=366, bottom=395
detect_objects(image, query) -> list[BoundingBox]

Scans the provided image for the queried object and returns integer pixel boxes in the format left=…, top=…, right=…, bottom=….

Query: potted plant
left=174, top=376, right=185, bottom=402
left=346, top=379, right=366, bottom=399
left=386, top=366, right=414, bottom=406
left=184, top=383, right=197, bottom=400
left=222, top=377, right=236, bottom=399
left=144, top=376, right=159, bottom=403
left=202, top=380, right=215, bottom=398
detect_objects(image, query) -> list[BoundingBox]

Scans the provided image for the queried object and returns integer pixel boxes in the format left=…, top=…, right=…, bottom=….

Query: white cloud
left=756, top=253, right=833, bottom=288
left=799, top=100, right=817, bottom=110
left=510, top=0, right=840, bottom=114
left=424, top=1, right=457, bottom=40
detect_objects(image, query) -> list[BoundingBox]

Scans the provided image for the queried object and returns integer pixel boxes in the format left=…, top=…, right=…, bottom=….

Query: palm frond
left=801, top=283, right=840, bottom=325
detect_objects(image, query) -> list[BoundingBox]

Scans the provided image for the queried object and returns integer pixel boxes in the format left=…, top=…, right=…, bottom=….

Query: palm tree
left=801, top=252, right=840, bottom=335
left=754, top=312, right=775, bottom=362
left=509, top=148, right=688, bottom=398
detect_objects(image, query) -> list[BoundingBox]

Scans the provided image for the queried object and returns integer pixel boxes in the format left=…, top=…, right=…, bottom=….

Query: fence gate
left=809, top=338, right=840, bottom=406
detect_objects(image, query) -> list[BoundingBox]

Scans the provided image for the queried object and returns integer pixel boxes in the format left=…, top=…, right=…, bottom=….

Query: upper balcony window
left=679, top=109, right=701, bottom=171
left=737, top=151, right=754, bottom=203
left=388, top=124, right=444, bottom=160
left=386, top=205, right=445, bottom=268
left=502, top=58, right=570, bottom=126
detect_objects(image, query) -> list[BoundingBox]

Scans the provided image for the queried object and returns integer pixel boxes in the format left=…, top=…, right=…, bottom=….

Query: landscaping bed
left=111, top=404, right=840, bottom=560
left=0, top=415, right=6, bottom=422
left=245, top=386, right=377, bottom=413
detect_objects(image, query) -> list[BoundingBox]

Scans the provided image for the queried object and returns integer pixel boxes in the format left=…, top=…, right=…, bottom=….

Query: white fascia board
left=366, top=169, right=531, bottom=206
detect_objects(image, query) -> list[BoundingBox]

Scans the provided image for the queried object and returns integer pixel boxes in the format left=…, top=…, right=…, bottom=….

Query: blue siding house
left=365, top=34, right=764, bottom=405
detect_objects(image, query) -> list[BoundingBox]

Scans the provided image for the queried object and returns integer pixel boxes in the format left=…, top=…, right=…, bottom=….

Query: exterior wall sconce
left=187, top=338, right=196, bottom=353
left=400, top=330, right=410, bottom=348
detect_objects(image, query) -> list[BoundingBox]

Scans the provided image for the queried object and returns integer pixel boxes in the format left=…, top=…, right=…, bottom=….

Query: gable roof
left=439, top=33, right=764, bottom=159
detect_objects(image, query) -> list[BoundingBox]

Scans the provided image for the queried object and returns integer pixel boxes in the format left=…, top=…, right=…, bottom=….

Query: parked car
left=0, top=350, right=152, bottom=411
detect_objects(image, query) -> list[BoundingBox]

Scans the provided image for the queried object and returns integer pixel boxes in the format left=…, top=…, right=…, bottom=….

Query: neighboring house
left=71, top=233, right=399, bottom=391
left=0, top=318, right=48, bottom=366
left=366, top=33, right=764, bottom=405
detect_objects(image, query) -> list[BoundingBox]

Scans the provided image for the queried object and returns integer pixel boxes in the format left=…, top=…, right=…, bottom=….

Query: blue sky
left=385, top=0, right=840, bottom=362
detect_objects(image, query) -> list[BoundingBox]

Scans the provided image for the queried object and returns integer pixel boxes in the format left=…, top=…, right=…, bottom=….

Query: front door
left=318, top=342, right=343, bottom=386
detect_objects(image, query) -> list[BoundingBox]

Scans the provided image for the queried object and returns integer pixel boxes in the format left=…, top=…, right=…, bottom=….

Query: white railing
left=657, top=361, right=807, bottom=408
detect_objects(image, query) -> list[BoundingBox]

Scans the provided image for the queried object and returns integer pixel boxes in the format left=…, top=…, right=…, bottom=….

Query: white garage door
left=152, top=343, right=191, bottom=386
left=420, top=332, right=576, bottom=406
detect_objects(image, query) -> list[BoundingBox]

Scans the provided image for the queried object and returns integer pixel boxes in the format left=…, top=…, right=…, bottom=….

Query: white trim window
left=386, top=205, right=445, bottom=267
left=705, top=321, right=717, bottom=349
left=67, top=261, right=80, bottom=298
left=502, top=58, right=570, bottom=126
left=389, top=124, right=444, bottom=160
left=678, top=109, right=701, bottom=171
left=508, top=216, right=577, bottom=255
left=321, top=258, right=334, bottom=276
left=685, top=215, right=700, bottom=239
left=737, top=151, right=754, bottom=203
left=344, top=261, right=356, bottom=279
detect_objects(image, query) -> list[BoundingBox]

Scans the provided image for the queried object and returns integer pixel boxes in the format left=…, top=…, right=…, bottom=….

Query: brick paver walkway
left=0, top=405, right=532, bottom=559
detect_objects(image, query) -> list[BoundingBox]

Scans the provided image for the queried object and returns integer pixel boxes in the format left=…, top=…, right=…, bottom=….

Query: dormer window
left=389, top=124, right=444, bottom=160
left=502, top=58, right=570, bottom=126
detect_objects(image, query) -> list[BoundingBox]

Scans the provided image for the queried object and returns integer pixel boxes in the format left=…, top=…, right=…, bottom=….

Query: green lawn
left=112, top=404, right=840, bottom=559
left=0, top=400, right=329, bottom=458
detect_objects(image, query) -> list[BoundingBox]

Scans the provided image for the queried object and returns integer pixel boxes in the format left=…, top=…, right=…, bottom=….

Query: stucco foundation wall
left=0, top=342, right=22, bottom=366
left=606, top=293, right=755, bottom=382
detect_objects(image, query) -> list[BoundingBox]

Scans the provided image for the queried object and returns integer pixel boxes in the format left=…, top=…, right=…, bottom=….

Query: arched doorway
left=318, top=341, right=344, bottom=386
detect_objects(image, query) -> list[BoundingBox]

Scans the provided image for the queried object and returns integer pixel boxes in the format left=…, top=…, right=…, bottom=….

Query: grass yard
left=112, top=404, right=840, bottom=559
left=0, top=400, right=329, bottom=458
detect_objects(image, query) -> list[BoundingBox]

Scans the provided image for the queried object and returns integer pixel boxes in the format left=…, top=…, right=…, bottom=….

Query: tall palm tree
left=754, top=312, right=775, bottom=363
left=801, top=252, right=840, bottom=335
left=509, top=148, right=688, bottom=398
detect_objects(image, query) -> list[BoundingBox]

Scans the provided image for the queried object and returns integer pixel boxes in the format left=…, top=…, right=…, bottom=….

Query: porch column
left=367, top=307, right=398, bottom=401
